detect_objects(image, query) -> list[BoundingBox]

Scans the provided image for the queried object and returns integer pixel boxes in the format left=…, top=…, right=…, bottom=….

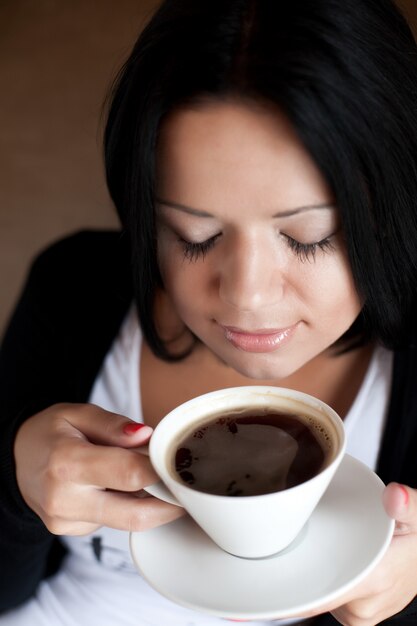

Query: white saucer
left=130, top=454, right=394, bottom=620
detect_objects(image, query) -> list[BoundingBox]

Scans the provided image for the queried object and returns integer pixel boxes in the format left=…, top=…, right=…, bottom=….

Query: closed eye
left=282, top=233, right=336, bottom=262
left=179, top=234, right=221, bottom=262
left=178, top=231, right=337, bottom=263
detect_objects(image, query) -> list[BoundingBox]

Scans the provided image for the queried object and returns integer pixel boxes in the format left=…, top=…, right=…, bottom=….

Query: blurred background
left=0, top=0, right=158, bottom=335
left=0, top=0, right=416, bottom=335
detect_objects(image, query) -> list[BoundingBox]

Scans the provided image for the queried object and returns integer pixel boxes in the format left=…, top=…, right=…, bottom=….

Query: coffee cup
left=147, top=386, right=346, bottom=559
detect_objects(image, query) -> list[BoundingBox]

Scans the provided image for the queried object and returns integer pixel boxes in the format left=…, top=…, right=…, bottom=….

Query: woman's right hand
left=13, top=403, right=184, bottom=536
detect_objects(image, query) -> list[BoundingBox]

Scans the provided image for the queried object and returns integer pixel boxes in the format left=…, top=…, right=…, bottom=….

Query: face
left=156, top=99, right=362, bottom=380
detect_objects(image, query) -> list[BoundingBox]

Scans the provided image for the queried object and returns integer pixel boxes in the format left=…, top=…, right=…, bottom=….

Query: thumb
left=382, top=482, right=417, bottom=535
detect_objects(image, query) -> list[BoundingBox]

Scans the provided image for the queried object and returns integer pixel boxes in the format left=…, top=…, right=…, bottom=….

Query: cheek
left=158, top=250, right=205, bottom=315
left=287, top=239, right=357, bottom=316
left=157, top=238, right=182, bottom=286
left=158, top=232, right=218, bottom=300
left=305, top=256, right=362, bottom=325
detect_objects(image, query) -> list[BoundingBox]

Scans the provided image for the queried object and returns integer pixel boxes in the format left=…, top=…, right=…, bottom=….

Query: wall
left=0, top=0, right=158, bottom=334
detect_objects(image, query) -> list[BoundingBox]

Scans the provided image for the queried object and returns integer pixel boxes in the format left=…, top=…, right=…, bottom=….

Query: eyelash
left=180, top=235, right=220, bottom=262
left=282, top=235, right=336, bottom=262
left=179, top=233, right=335, bottom=262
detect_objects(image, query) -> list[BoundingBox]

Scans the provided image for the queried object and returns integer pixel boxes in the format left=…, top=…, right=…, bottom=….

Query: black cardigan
left=0, top=230, right=416, bottom=624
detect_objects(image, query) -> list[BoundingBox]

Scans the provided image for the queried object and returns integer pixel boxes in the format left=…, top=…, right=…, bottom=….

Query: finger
left=63, top=490, right=185, bottom=532
left=56, top=403, right=153, bottom=448
left=48, top=438, right=160, bottom=491
left=97, top=491, right=185, bottom=532
left=382, top=483, right=417, bottom=534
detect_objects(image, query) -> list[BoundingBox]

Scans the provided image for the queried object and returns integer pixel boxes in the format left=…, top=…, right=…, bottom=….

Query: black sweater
left=0, top=230, right=416, bottom=624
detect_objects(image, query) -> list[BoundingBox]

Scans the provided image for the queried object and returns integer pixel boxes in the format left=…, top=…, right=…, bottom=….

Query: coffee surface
left=174, top=412, right=327, bottom=496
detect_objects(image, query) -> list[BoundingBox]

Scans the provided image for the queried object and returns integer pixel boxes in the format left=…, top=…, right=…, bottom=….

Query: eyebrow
left=156, top=198, right=336, bottom=218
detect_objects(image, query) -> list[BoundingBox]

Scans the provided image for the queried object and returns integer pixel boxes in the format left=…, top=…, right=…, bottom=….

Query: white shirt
left=0, top=307, right=393, bottom=626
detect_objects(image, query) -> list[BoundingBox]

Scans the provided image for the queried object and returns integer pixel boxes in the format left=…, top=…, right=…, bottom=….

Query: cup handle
left=137, top=445, right=182, bottom=507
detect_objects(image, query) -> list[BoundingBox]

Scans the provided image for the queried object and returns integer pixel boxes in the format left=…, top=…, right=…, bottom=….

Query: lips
left=220, top=323, right=298, bottom=353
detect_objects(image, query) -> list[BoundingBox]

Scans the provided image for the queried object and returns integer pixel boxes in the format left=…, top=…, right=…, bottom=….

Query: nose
left=218, top=232, right=284, bottom=311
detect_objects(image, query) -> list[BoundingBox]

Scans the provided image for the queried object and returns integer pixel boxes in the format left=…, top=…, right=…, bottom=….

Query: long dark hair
left=105, top=0, right=417, bottom=360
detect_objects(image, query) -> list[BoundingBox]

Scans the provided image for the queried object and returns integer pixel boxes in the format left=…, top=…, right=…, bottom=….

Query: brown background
left=1, top=0, right=416, bottom=336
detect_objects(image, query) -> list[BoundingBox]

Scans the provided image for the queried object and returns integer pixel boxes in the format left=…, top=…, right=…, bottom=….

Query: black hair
left=104, top=0, right=417, bottom=360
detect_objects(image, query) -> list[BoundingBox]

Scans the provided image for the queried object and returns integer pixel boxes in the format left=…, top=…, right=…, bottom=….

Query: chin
left=227, top=353, right=299, bottom=382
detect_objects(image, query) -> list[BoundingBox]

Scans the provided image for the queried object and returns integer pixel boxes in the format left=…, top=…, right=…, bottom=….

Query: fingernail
left=123, top=422, right=147, bottom=435
left=399, top=484, right=409, bottom=507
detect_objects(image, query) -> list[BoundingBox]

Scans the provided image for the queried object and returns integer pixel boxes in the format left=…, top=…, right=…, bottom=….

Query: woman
left=1, top=0, right=417, bottom=624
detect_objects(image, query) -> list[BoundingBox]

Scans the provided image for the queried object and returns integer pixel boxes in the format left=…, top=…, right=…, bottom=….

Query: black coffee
left=174, top=411, right=329, bottom=496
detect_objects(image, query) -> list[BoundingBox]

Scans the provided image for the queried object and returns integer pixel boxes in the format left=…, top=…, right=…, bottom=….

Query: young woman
left=1, top=0, right=417, bottom=624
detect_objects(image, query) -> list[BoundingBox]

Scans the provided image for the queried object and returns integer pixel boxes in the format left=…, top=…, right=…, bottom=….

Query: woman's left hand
left=306, top=482, right=417, bottom=625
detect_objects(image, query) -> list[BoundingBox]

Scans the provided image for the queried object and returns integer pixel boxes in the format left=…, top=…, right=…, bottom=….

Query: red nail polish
left=399, top=484, right=409, bottom=507
left=123, top=422, right=146, bottom=435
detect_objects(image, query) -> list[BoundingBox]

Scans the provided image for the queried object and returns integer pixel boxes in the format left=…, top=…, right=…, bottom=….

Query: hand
left=304, top=482, right=417, bottom=625
left=14, top=403, right=184, bottom=536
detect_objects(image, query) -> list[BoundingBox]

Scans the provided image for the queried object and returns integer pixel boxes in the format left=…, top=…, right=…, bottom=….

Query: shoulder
left=16, top=229, right=133, bottom=333
left=31, top=229, right=130, bottom=278
left=29, top=229, right=131, bottom=297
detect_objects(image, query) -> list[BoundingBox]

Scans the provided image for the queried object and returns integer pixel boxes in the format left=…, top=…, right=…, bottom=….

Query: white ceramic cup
left=147, top=386, right=346, bottom=559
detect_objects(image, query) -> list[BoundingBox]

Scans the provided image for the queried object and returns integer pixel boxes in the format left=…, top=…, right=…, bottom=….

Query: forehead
left=158, top=98, right=309, bottom=167
left=156, top=99, right=333, bottom=214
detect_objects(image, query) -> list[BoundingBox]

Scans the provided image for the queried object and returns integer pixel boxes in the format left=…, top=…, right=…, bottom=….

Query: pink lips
left=221, top=324, right=298, bottom=353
